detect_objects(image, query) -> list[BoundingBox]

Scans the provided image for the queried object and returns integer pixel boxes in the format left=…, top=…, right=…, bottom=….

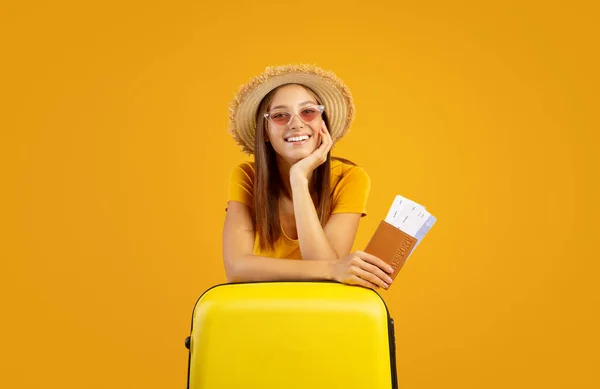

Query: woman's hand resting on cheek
left=289, top=122, right=333, bottom=183
left=328, top=251, right=395, bottom=290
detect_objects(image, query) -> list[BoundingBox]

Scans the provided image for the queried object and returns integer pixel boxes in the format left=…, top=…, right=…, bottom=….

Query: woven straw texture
left=228, top=64, right=355, bottom=154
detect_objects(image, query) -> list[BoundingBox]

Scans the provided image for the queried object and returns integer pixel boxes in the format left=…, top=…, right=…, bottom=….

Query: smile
left=285, top=135, right=311, bottom=143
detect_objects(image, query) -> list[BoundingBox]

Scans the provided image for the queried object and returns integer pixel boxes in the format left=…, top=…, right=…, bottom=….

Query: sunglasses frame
left=264, top=104, right=325, bottom=126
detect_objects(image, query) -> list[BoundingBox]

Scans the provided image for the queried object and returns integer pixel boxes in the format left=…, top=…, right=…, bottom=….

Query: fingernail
left=388, top=267, right=394, bottom=273
left=387, top=276, right=393, bottom=284
left=384, top=283, right=389, bottom=289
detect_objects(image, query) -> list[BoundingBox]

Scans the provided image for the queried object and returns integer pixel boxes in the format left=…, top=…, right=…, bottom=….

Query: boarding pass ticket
left=384, top=195, right=437, bottom=256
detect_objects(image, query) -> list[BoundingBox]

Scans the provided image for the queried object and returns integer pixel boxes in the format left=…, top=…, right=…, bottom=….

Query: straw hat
left=228, top=64, right=355, bottom=154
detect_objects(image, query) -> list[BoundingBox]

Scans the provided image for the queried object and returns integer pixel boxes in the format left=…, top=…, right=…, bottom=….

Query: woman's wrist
left=289, top=169, right=309, bottom=188
left=316, top=259, right=335, bottom=281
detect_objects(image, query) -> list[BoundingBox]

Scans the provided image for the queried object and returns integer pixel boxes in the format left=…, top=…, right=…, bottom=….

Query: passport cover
left=364, top=220, right=418, bottom=283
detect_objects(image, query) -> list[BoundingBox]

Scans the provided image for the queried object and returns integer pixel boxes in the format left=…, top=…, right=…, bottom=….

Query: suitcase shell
left=185, top=281, right=398, bottom=389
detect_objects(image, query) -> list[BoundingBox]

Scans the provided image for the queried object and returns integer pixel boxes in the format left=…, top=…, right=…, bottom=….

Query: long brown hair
left=253, top=84, right=335, bottom=252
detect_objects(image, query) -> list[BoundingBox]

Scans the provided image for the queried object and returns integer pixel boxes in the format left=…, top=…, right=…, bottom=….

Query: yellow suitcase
left=184, top=281, right=398, bottom=389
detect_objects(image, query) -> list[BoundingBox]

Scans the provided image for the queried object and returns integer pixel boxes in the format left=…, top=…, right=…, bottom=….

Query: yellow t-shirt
left=227, top=158, right=371, bottom=259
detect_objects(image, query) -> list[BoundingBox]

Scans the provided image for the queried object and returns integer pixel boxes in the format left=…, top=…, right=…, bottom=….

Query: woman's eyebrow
left=270, top=100, right=318, bottom=110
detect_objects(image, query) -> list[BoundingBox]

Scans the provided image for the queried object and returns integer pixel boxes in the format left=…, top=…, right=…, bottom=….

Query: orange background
left=1, top=1, right=598, bottom=388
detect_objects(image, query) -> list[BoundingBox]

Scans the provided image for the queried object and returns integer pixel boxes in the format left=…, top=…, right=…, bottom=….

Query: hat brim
left=228, top=64, right=355, bottom=155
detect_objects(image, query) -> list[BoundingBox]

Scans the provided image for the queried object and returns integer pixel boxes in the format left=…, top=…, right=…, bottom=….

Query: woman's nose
left=288, top=114, right=304, bottom=128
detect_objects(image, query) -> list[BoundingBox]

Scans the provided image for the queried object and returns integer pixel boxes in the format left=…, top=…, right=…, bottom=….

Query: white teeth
left=286, top=135, right=309, bottom=142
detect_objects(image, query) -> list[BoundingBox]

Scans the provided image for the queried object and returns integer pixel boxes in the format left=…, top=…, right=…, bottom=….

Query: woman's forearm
left=225, top=254, right=333, bottom=283
left=290, top=176, right=339, bottom=261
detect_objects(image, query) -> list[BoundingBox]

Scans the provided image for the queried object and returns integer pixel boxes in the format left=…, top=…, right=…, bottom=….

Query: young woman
left=223, top=64, right=393, bottom=290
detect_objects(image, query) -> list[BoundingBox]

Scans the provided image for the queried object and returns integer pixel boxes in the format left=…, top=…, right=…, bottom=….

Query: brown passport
left=364, top=220, right=418, bottom=283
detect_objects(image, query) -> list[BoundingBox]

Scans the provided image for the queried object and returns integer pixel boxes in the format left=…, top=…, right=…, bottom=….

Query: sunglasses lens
left=299, top=107, right=321, bottom=122
left=270, top=112, right=291, bottom=125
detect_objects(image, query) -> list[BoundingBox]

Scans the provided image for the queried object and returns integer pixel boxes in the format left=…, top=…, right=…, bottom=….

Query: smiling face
left=264, top=84, right=324, bottom=166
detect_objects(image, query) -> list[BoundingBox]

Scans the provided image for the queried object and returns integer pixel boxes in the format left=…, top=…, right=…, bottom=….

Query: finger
left=308, top=132, right=324, bottom=157
left=351, top=265, right=389, bottom=289
left=356, top=251, right=394, bottom=274
left=321, top=130, right=330, bottom=158
left=321, top=128, right=331, bottom=151
left=323, top=124, right=333, bottom=144
left=322, top=123, right=333, bottom=144
left=321, top=120, right=328, bottom=133
left=319, top=128, right=328, bottom=148
left=316, top=128, right=325, bottom=148
left=357, top=260, right=393, bottom=285
left=320, top=126, right=332, bottom=153
left=314, top=128, right=328, bottom=158
left=354, top=259, right=392, bottom=285
left=349, top=275, right=380, bottom=290
left=325, top=134, right=333, bottom=155
left=321, top=124, right=331, bottom=141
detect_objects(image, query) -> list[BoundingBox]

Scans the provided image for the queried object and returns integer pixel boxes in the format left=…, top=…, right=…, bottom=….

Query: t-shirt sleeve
left=331, top=165, right=371, bottom=216
left=227, top=162, right=254, bottom=209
